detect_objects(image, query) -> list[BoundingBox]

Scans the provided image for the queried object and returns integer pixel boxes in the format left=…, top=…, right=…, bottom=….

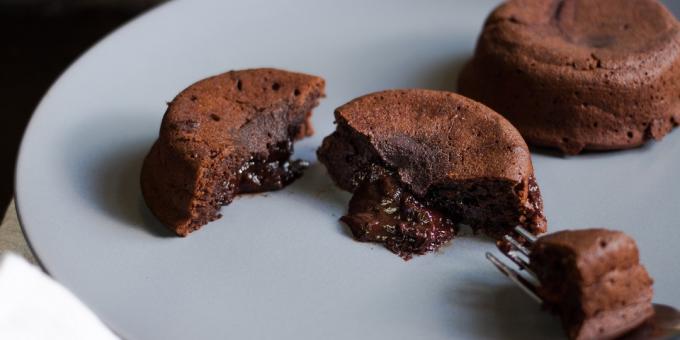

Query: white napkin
left=0, top=252, right=119, bottom=340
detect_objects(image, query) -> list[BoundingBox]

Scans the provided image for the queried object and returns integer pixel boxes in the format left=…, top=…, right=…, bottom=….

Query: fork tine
left=486, top=252, right=543, bottom=303
left=506, top=251, right=538, bottom=278
left=514, top=226, right=537, bottom=244
left=503, top=234, right=531, bottom=256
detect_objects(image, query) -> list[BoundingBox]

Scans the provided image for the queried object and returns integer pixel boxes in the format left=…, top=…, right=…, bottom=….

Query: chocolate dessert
left=459, top=0, right=680, bottom=154
left=530, top=229, right=654, bottom=339
left=317, top=89, right=547, bottom=259
left=141, top=68, right=325, bottom=236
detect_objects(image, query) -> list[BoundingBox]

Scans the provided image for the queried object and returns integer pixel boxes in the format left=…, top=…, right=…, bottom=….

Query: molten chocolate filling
left=341, top=174, right=455, bottom=260
left=206, top=138, right=307, bottom=226
left=339, top=166, right=545, bottom=260
left=237, top=140, right=307, bottom=193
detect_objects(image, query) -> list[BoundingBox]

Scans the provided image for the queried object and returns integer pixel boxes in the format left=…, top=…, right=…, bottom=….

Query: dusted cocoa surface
left=318, top=89, right=547, bottom=257
left=142, top=68, right=325, bottom=236
left=530, top=229, right=654, bottom=340
left=459, top=0, right=680, bottom=154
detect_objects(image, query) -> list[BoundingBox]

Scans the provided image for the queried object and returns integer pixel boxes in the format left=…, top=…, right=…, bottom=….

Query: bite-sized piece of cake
left=530, top=229, right=654, bottom=340
left=141, top=68, right=325, bottom=236
left=317, top=89, right=547, bottom=259
left=459, top=0, right=680, bottom=154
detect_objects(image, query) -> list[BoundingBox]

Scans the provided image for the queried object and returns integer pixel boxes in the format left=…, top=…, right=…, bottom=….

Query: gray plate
left=15, top=0, right=680, bottom=339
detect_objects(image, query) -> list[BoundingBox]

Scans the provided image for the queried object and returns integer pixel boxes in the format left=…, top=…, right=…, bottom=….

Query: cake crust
left=321, top=89, right=534, bottom=195
left=459, top=0, right=680, bottom=154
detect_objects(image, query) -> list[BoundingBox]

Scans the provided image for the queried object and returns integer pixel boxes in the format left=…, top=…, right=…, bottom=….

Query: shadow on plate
left=448, top=278, right=563, bottom=339
left=287, top=161, right=354, bottom=238
left=64, top=114, right=174, bottom=237
left=90, top=138, right=173, bottom=238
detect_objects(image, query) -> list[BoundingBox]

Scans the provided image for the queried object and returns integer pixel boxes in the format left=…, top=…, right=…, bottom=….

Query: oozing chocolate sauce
left=237, top=140, right=307, bottom=194
left=341, top=174, right=455, bottom=260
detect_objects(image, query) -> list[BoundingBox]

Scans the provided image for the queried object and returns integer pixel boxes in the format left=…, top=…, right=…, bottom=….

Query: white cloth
left=0, top=252, right=118, bottom=340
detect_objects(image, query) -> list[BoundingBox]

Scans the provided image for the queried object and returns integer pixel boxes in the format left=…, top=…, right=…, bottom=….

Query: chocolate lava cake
left=530, top=229, right=654, bottom=340
left=458, top=0, right=680, bottom=154
left=141, top=68, right=325, bottom=236
left=317, top=89, right=547, bottom=259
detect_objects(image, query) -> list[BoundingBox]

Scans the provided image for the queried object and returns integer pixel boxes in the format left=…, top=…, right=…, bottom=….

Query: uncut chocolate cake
left=459, top=0, right=680, bottom=154
left=141, top=68, right=325, bottom=236
left=317, top=89, right=547, bottom=259
left=530, top=229, right=654, bottom=340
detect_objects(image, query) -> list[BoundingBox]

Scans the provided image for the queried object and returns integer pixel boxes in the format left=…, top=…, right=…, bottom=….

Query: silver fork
left=486, top=226, right=680, bottom=340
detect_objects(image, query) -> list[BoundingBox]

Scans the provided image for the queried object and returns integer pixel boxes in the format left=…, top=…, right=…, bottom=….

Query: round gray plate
left=15, top=0, right=680, bottom=339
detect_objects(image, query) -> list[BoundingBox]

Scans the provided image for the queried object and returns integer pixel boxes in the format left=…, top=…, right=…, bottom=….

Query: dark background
left=0, top=0, right=165, bottom=210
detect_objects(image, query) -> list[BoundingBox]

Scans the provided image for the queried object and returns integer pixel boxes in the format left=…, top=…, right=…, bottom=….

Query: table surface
left=0, top=200, right=35, bottom=264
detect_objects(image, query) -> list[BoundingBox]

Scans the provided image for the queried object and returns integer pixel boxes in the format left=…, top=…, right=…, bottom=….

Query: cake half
left=317, top=89, right=547, bottom=259
left=530, top=229, right=654, bottom=340
left=142, top=68, right=325, bottom=236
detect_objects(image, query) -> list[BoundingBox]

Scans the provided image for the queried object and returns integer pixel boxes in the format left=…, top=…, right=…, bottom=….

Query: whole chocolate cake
left=318, top=89, right=547, bottom=259
left=530, top=229, right=654, bottom=340
left=141, top=68, right=325, bottom=236
left=459, top=0, right=680, bottom=154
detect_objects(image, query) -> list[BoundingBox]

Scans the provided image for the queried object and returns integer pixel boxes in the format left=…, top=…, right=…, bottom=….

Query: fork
left=486, top=226, right=680, bottom=340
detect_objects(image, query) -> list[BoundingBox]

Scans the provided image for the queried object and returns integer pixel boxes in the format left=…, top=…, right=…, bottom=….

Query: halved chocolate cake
left=141, top=68, right=325, bottom=236
left=317, top=89, right=547, bottom=259
left=530, top=229, right=654, bottom=340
